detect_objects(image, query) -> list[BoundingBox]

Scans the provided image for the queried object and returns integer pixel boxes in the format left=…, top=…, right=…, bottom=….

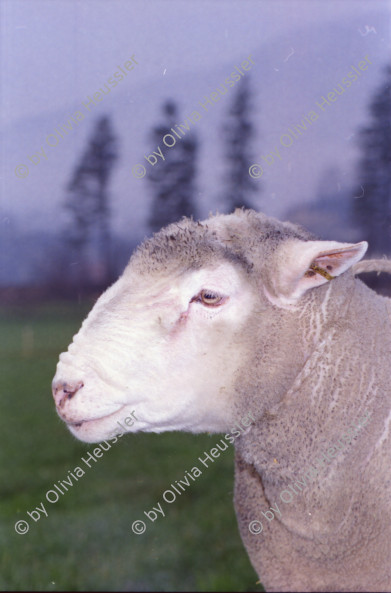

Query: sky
left=2, top=0, right=387, bottom=125
left=1, top=0, right=391, bottom=281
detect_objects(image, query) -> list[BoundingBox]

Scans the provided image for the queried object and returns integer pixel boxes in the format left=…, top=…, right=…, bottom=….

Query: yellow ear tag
left=308, top=263, right=335, bottom=282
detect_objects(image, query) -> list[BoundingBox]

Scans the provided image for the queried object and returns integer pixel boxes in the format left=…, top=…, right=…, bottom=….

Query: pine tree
left=352, top=64, right=391, bottom=255
left=147, top=100, right=199, bottom=232
left=64, top=115, right=118, bottom=287
left=221, top=76, right=260, bottom=211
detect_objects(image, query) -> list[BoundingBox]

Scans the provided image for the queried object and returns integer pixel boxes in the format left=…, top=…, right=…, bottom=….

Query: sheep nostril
left=52, top=381, right=84, bottom=407
left=63, top=383, right=83, bottom=399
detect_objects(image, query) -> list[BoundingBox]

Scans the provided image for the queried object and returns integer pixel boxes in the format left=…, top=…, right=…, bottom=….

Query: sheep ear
left=271, top=240, right=368, bottom=305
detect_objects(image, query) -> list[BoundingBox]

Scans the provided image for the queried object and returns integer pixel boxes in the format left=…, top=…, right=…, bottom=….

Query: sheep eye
left=191, top=290, right=226, bottom=307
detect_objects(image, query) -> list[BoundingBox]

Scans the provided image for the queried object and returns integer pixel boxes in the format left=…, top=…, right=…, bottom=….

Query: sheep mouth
left=67, top=420, right=84, bottom=428
left=64, top=406, right=125, bottom=429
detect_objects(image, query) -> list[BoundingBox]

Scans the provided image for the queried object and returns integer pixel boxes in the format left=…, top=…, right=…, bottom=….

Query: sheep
left=52, top=208, right=391, bottom=592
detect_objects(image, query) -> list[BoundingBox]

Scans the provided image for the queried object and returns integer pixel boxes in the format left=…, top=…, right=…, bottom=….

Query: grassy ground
left=0, top=302, right=263, bottom=592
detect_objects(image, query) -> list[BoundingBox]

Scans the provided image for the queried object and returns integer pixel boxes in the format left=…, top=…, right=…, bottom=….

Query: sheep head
left=52, top=209, right=367, bottom=443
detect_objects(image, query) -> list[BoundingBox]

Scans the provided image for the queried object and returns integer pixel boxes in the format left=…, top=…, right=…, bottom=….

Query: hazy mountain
left=1, top=8, right=390, bottom=284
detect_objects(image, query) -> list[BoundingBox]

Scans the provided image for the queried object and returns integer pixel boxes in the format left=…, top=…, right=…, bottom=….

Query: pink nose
left=52, top=380, right=84, bottom=409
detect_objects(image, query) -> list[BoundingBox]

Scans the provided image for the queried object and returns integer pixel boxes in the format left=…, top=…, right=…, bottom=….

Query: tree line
left=59, top=65, right=390, bottom=293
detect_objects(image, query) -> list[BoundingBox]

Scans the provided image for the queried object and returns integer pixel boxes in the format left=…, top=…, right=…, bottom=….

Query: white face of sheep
left=52, top=212, right=368, bottom=444
left=52, top=260, right=256, bottom=443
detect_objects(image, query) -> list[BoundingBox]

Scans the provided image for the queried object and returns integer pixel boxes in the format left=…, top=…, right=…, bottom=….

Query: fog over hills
left=1, top=4, right=390, bottom=283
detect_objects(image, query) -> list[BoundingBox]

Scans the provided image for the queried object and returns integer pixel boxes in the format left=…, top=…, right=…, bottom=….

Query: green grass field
left=0, top=302, right=263, bottom=592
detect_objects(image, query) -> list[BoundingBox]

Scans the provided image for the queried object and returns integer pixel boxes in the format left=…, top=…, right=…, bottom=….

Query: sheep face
left=52, top=253, right=257, bottom=443
left=52, top=210, right=368, bottom=444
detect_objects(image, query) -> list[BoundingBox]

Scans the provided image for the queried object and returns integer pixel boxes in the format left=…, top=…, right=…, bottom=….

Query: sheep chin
left=65, top=406, right=132, bottom=443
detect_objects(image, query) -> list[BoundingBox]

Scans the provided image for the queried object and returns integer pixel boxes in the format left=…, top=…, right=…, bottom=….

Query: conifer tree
left=221, top=76, right=260, bottom=211
left=64, top=115, right=118, bottom=286
left=352, top=65, right=391, bottom=255
left=147, top=100, right=199, bottom=232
